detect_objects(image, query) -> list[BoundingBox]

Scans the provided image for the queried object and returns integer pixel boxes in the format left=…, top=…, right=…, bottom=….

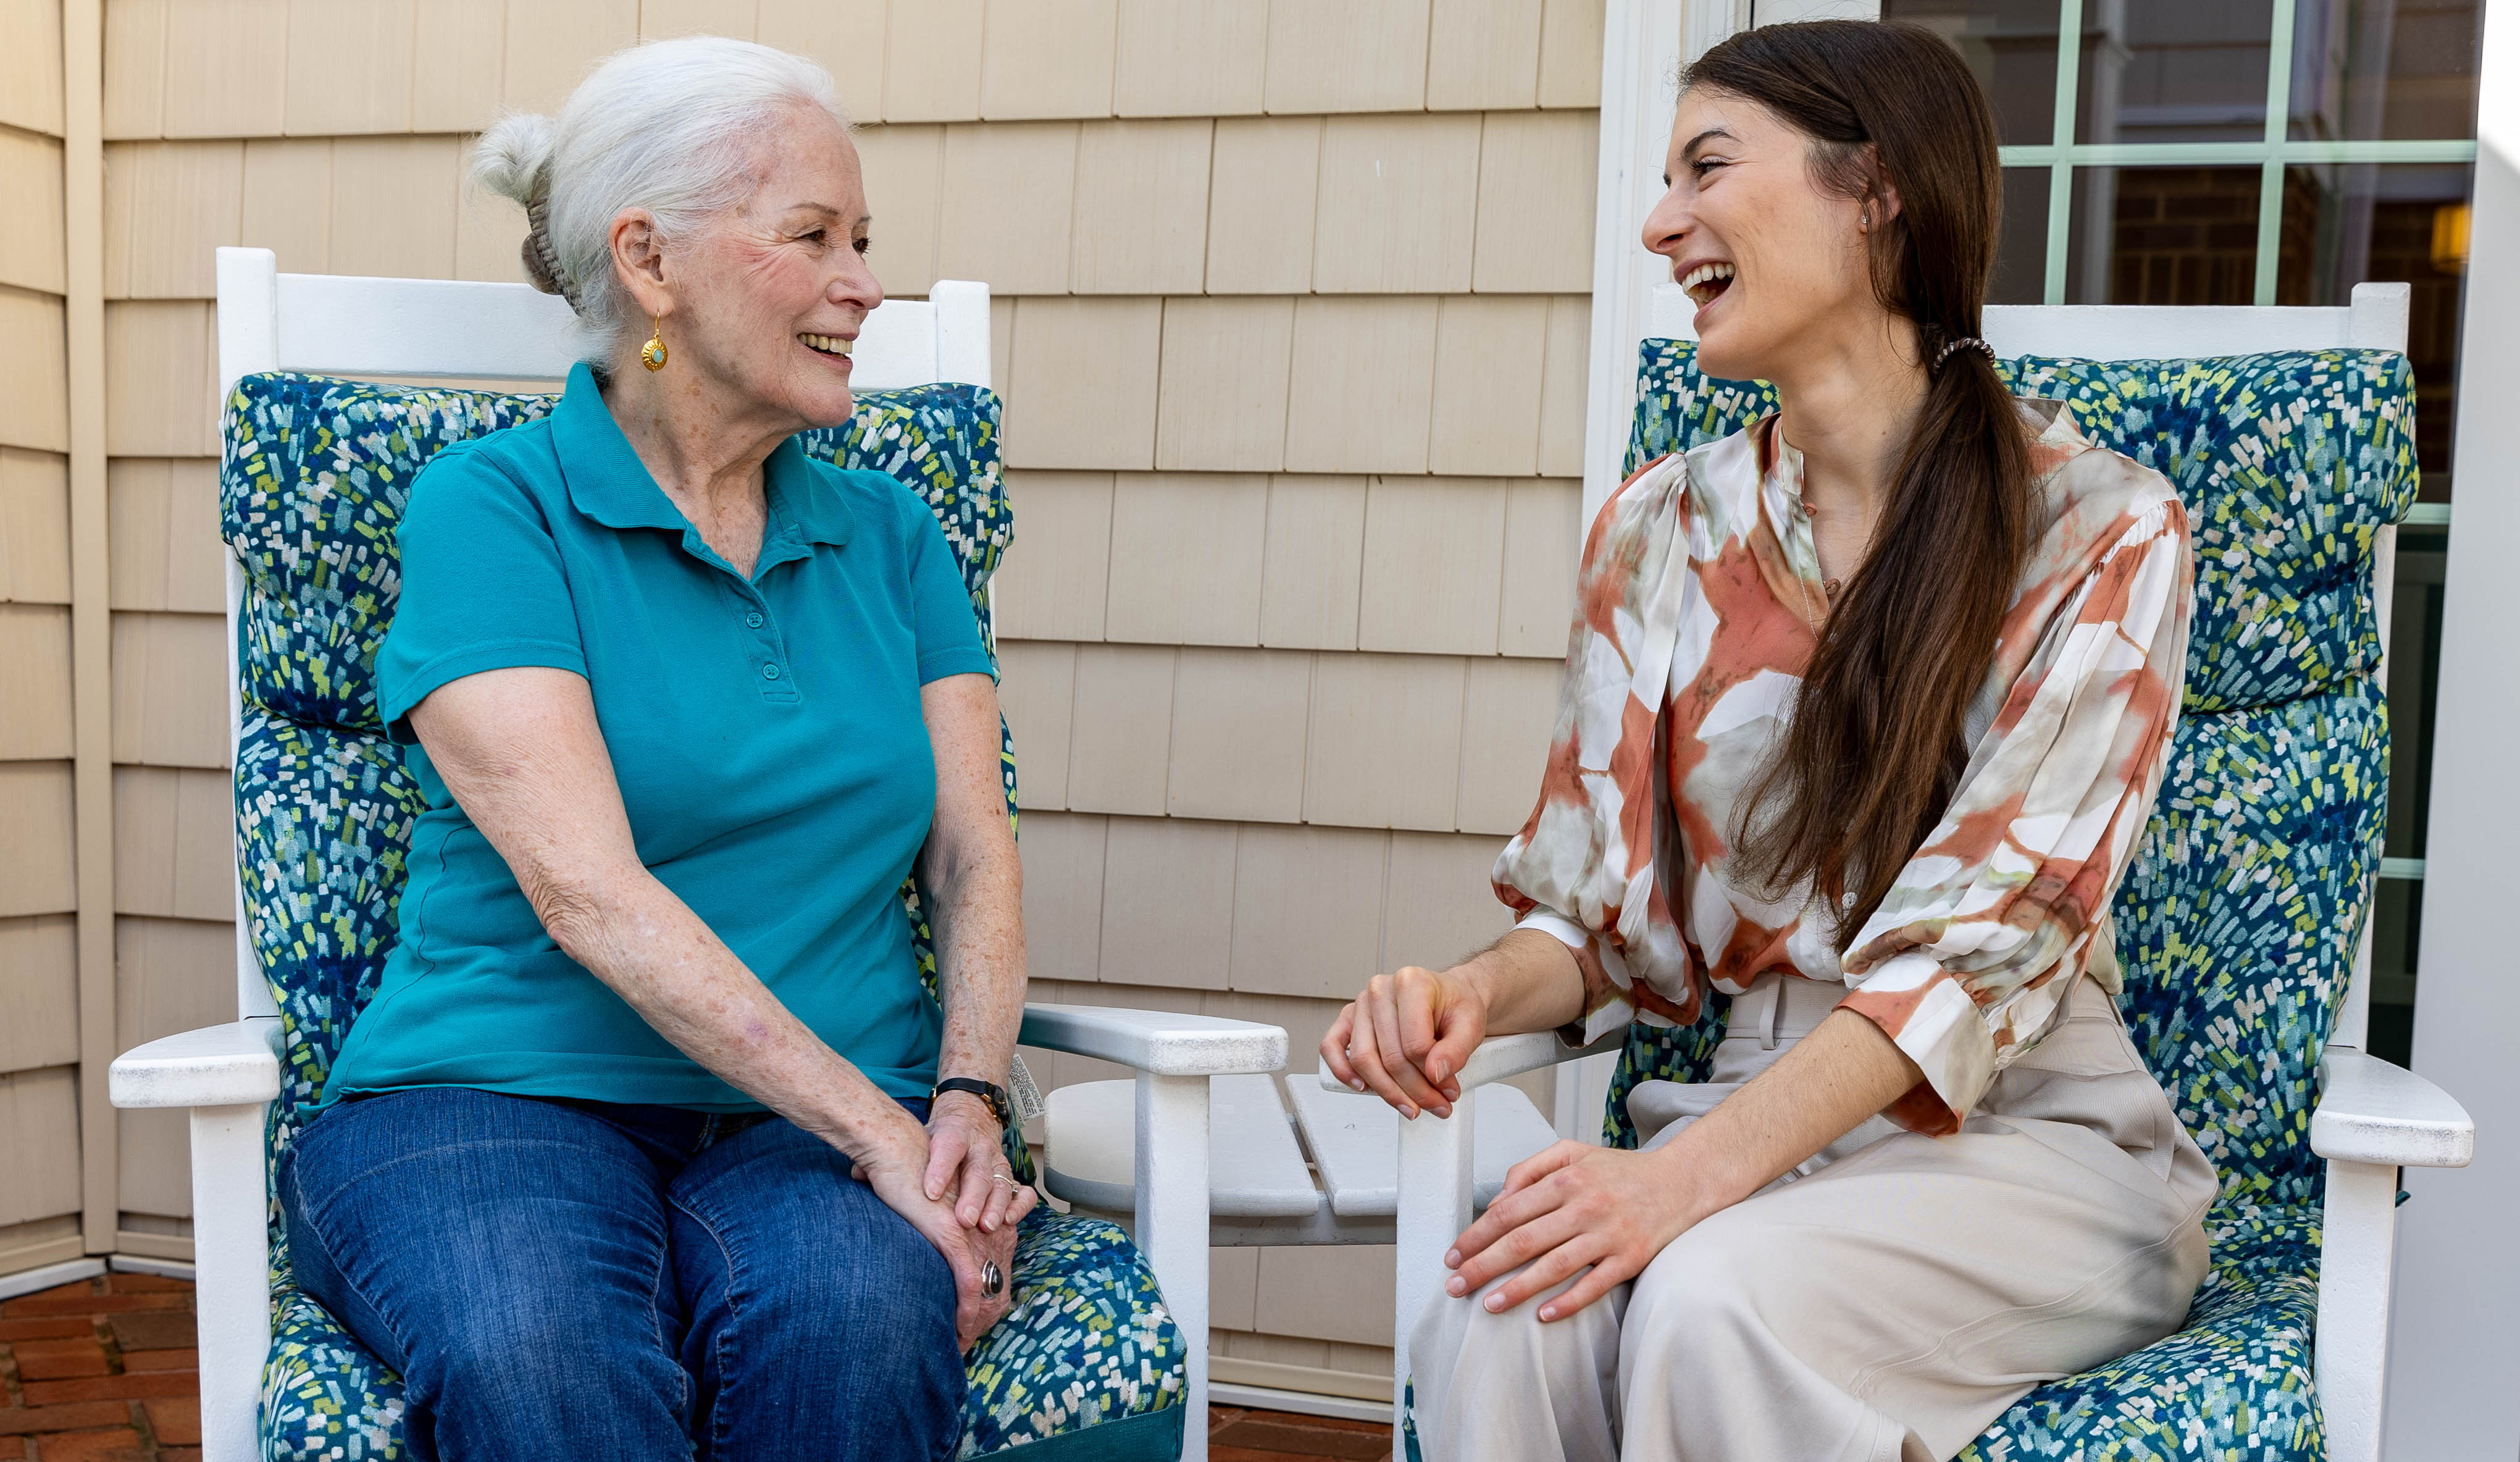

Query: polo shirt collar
left=552, top=363, right=855, bottom=552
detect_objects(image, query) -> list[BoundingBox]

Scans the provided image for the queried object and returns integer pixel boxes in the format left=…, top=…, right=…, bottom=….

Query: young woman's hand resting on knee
left=1323, top=930, right=1922, bottom=1322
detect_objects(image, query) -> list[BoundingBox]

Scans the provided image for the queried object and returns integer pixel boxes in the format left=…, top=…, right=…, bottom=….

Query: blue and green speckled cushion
left=1613, top=340, right=2416, bottom=1460
left=224, top=372, right=1184, bottom=1460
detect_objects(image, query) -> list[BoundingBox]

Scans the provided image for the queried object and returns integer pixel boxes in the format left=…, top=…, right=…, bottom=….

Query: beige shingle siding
left=0, top=764, right=78, bottom=917
left=0, top=1067, right=82, bottom=1224
left=1, top=450, right=74, bottom=605
left=0, top=604, right=74, bottom=759
left=0, top=916, right=78, bottom=1073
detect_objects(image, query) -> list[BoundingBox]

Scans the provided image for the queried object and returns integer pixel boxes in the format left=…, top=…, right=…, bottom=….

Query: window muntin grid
left=1990, top=0, right=2479, bottom=305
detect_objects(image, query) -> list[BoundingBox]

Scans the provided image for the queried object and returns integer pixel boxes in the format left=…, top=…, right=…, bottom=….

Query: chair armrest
left=1315, top=1029, right=1625, bottom=1093
left=109, top=1019, right=282, bottom=1109
left=1019, top=1002, right=1286, bottom=1077
left=2312, top=1047, right=2474, bottom=1168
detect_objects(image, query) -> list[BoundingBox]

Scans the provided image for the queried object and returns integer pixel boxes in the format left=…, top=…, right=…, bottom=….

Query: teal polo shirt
left=321, top=363, right=995, bottom=1112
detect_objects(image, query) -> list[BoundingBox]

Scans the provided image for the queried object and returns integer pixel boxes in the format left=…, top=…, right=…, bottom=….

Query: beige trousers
left=1409, top=972, right=2217, bottom=1462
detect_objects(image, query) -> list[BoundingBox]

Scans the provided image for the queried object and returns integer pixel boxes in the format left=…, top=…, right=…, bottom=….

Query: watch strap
left=932, top=1076, right=1010, bottom=1125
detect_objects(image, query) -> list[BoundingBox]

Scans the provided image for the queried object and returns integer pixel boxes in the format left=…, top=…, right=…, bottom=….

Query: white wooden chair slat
left=1285, top=1077, right=1558, bottom=1219
left=1044, top=1075, right=1319, bottom=1219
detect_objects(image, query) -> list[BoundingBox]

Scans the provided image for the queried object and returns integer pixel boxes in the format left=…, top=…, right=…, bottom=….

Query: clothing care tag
left=1008, top=1054, right=1046, bottom=1125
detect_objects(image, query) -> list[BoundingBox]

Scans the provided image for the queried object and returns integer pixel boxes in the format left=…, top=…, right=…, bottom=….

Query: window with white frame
left=1884, top=0, right=2482, bottom=1061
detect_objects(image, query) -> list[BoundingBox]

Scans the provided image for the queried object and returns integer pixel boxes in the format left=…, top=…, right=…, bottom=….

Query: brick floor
left=1209, top=1405, right=1396, bottom=1462
left=0, top=1277, right=198, bottom=1461
left=2, top=1274, right=1397, bottom=1460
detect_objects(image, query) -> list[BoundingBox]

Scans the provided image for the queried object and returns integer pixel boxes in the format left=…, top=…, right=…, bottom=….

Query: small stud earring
left=641, top=314, right=668, bottom=371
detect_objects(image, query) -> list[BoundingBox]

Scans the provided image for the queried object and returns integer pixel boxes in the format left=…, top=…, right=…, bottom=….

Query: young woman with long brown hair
left=1320, top=21, right=2216, bottom=1460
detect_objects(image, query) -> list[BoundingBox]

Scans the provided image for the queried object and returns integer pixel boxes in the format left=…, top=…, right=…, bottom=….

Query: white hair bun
left=470, top=38, right=848, bottom=349
left=472, top=113, right=556, bottom=206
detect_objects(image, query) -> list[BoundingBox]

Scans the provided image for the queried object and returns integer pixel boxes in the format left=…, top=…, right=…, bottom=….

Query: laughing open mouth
left=1681, top=262, right=1735, bottom=306
left=799, top=332, right=853, bottom=358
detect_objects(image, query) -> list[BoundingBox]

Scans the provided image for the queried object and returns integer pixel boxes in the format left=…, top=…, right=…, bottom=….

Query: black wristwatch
left=932, top=1077, right=1010, bottom=1125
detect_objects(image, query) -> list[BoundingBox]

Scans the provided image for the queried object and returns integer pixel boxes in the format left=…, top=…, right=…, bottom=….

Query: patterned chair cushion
left=1603, top=340, right=2414, bottom=1459
left=266, top=1205, right=1187, bottom=1462
left=223, top=372, right=1183, bottom=1460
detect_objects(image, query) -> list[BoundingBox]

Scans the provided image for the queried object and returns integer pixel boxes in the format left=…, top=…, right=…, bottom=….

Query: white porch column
left=2380, top=0, right=2520, bottom=1455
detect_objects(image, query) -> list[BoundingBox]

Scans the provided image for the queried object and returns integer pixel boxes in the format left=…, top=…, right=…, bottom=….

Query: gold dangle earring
left=640, top=314, right=668, bottom=371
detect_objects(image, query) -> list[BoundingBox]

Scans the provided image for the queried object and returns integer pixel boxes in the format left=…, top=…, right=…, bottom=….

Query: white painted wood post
left=217, top=248, right=282, bottom=1026
left=2317, top=1159, right=2401, bottom=1462
left=191, top=1102, right=271, bottom=1462
left=1135, top=1072, right=1211, bottom=1461
left=1391, top=1103, right=1477, bottom=1433
left=1581, top=0, right=1688, bottom=525
left=929, top=279, right=992, bottom=390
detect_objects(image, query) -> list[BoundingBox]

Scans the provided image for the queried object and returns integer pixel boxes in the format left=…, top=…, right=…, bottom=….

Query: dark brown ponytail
left=1691, top=21, right=2036, bottom=945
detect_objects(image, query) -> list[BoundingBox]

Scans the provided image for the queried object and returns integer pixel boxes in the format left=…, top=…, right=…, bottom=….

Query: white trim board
left=225, top=271, right=981, bottom=395
left=1210, top=1384, right=1394, bottom=1427
left=110, top=1253, right=196, bottom=1282
left=0, top=1257, right=106, bottom=1303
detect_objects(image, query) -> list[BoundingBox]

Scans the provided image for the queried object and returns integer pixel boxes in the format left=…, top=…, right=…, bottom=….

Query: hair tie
left=520, top=193, right=582, bottom=313
left=1932, top=336, right=1996, bottom=373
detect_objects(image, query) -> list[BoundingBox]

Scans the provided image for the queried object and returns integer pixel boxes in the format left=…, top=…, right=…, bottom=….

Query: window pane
left=2368, top=523, right=2447, bottom=1067
left=2369, top=881, right=2421, bottom=1062
left=2277, top=161, right=2471, bottom=488
left=1882, top=0, right=2063, bottom=146
left=1995, top=167, right=2051, bottom=303
left=2290, top=0, right=2486, bottom=142
left=2078, top=1, right=2275, bottom=145
left=2064, top=166, right=2260, bottom=303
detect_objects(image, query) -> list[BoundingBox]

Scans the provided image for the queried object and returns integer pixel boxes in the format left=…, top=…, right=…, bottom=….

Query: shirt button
left=761, top=663, right=782, bottom=681
left=745, top=611, right=764, bottom=629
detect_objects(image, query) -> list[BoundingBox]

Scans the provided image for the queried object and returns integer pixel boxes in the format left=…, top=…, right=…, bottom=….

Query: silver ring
left=992, top=1172, right=1015, bottom=1188
left=981, top=1260, right=1005, bottom=1298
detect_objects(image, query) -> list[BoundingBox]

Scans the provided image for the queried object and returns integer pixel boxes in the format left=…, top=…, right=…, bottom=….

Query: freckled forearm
left=916, top=673, right=1031, bottom=1108
left=926, top=839, right=1027, bottom=1092
left=551, top=868, right=910, bottom=1156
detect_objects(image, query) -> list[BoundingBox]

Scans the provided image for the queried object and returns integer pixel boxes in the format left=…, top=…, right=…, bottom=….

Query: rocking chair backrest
left=211, top=248, right=1010, bottom=1153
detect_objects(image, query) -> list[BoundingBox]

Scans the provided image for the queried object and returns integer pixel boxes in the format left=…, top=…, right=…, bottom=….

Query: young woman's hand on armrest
left=1320, top=928, right=1589, bottom=1119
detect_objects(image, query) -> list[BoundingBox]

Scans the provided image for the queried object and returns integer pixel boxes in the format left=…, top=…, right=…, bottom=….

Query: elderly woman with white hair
left=274, top=37, right=1028, bottom=1460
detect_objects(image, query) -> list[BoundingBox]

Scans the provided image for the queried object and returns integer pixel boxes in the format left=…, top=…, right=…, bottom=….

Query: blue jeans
left=280, top=1087, right=963, bottom=1462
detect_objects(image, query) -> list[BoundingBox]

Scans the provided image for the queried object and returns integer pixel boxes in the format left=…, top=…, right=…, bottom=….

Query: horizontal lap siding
left=81, top=0, right=1605, bottom=1369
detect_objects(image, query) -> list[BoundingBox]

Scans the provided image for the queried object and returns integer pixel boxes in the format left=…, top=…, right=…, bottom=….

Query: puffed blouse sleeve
left=1489, top=452, right=1706, bottom=1046
left=1838, top=485, right=2193, bottom=1135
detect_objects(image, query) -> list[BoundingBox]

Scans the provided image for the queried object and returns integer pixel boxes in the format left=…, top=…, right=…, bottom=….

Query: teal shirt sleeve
left=898, top=484, right=996, bottom=685
left=379, top=443, right=586, bottom=744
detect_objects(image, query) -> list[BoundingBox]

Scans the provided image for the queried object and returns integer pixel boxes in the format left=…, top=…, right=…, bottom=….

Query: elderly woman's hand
left=926, top=1091, right=1029, bottom=1234
left=854, top=1112, right=1035, bottom=1350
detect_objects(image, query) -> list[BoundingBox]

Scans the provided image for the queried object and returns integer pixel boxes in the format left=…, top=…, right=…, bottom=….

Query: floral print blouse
left=1496, top=400, right=2192, bottom=1134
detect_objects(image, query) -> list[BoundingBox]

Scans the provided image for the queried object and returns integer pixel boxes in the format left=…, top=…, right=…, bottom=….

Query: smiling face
left=621, top=104, right=881, bottom=432
left=1640, top=88, right=1886, bottom=384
